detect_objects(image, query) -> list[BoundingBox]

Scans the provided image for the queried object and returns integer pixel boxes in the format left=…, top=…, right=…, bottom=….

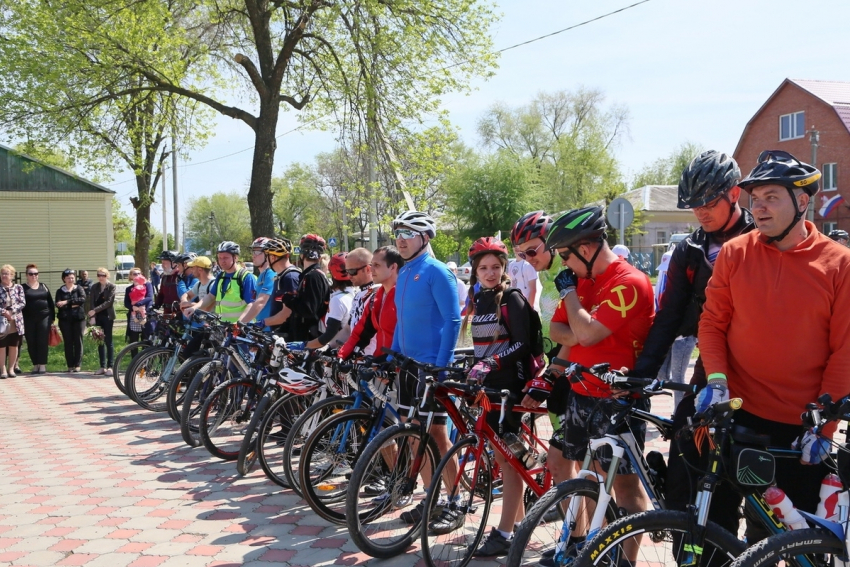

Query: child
left=129, top=274, right=148, bottom=326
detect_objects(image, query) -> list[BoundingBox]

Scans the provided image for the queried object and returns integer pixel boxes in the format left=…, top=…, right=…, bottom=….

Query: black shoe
left=14, top=366, right=21, bottom=374
left=473, top=528, right=512, bottom=557
left=400, top=500, right=443, bottom=524
left=428, top=507, right=464, bottom=535
left=539, top=548, right=556, bottom=567
left=539, top=536, right=585, bottom=567
left=363, top=479, right=387, bottom=496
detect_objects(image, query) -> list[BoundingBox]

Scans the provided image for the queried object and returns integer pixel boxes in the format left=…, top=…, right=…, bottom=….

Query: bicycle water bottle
left=817, top=473, right=843, bottom=521
left=764, top=486, right=807, bottom=530
left=503, top=433, right=529, bottom=467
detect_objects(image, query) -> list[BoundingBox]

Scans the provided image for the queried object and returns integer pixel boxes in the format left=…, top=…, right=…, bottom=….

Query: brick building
left=734, top=79, right=850, bottom=235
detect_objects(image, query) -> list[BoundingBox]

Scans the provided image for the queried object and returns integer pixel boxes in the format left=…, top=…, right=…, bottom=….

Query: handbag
left=48, top=324, right=63, bottom=347
left=0, top=316, right=8, bottom=338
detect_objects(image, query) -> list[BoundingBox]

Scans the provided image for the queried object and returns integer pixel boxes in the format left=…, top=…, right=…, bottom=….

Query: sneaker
left=473, top=528, right=512, bottom=557
left=428, top=507, right=464, bottom=535
left=539, top=537, right=585, bottom=567
left=363, top=479, right=387, bottom=496
left=105, top=368, right=113, bottom=377
left=400, top=500, right=444, bottom=524
left=94, top=368, right=106, bottom=376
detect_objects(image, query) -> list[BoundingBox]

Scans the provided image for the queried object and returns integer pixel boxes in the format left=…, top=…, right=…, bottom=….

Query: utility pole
left=162, top=163, right=168, bottom=253
left=172, top=136, right=179, bottom=252
left=808, top=128, right=819, bottom=222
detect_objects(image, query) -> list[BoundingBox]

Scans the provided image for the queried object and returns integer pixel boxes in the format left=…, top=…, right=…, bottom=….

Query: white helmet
left=391, top=211, right=436, bottom=238
left=278, top=367, right=320, bottom=396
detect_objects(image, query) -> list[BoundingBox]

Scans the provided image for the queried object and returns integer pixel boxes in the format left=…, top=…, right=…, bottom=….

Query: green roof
left=0, top=144, right=113, bottom=194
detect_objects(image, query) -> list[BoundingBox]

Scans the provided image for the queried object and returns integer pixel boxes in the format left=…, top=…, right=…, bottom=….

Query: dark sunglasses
left=27, top=272, right=38, bottom=276
left=558, top=249, right=572, bottom=261
left=516, top=241, right=545, bottom=260
left=692, top=196, right=725, bottom=212
left=345, top=265, right=368, bottom=276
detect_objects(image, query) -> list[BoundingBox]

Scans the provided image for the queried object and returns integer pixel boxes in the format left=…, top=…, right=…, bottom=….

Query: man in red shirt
left=545, top=206, right=655, bottom=526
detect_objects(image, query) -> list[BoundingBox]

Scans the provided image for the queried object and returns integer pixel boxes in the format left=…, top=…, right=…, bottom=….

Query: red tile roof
left=790, top=79, right=850, bottom=135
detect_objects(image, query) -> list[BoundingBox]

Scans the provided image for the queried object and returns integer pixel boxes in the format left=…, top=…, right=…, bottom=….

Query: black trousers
left=23, top=315, right=50, bottom=365
left=58, top=318, right=86, bottom=368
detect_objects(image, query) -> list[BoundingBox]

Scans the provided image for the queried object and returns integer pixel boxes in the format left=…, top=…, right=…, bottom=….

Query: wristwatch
left=559, top=287, right=576, bottom=300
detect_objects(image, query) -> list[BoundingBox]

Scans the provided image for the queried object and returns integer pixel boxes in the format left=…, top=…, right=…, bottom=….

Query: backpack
left=214, top=267, right=249, bottom=300
left=499, top=288, right=546, bottom=379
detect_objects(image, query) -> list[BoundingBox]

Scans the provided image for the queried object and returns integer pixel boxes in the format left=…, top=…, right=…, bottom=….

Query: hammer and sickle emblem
left=601, top=285, right=637, bottom=318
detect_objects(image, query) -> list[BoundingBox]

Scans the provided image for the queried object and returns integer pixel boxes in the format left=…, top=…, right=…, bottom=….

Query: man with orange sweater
left=699, top=150, right=850, bottom=517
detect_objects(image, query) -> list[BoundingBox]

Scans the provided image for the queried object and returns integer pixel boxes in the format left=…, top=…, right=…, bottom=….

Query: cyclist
left=175, top=252, right=198, bottom=308
left=828, top=228, right=849, bottom=246
left=629, top=151, right=756, bottom=533
left=154, top=251, right=181, bottom=315
left=338, top=246, right=402, bottom=361
left=305, top=252, right=356, bottom=350
left=344, top=248, right=378, bottom=355
left=283, top=234, right=330, bottom=340
left=698, top=150, right=850, bottom=521
left=185, top=241, right=256, bottom=323
left=260, top=237, right=302, bottom=340
left=390, top=210, right=461, bottom=524
left=439, top=236, right=536, bottom=556
left=238, top=237, right=276, bottom=326
left=180, top=256, right=215, bottom=357
left=544, top=205, right=655, bottom=555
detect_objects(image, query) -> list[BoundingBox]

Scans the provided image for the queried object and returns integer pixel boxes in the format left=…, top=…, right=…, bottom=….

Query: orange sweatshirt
left=699, top=222, right=850, bottom=429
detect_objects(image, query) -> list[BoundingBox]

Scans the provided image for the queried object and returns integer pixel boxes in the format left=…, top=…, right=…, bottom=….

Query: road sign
left=328, top=237, right=338, bottom=248
left=116, top=242, right=128, bottom=252
left=607, top=197, right=635, bottom=245
left=293, top=246, right=301, bottom=255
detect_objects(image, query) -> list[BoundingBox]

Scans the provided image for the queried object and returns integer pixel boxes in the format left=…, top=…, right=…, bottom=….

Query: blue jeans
left=97, top=318, right=114, bottom=368
left=656, top=335, right=697, bottom=410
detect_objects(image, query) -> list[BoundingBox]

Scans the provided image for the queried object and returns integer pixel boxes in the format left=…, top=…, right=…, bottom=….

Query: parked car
left=457, top=262, right=472, bottom=282
left=243, top=262, right=255, bottom=272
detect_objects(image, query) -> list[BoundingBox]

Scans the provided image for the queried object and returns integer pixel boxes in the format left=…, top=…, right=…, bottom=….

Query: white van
left=115, top=255, right=135, bottom=280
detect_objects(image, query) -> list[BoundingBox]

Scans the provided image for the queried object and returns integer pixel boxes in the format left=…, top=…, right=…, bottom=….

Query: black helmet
left=546, top=206, right=607, bottom=251
left=678, top=150, right=741, bottom=209
left=829, top=229, right=849, bottom=242
left=175, top=252, right=197, bottom=265
left=217, top=241, right=241, bottom=256
left=158, top=250, right=178, bottom=262
left=739, top=150, right=821, bottom=196
left=511, top=211, right=553, bottom=245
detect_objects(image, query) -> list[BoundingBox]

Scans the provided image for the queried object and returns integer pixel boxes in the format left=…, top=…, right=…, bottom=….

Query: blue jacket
left=391, top=253, right=461, bottom=368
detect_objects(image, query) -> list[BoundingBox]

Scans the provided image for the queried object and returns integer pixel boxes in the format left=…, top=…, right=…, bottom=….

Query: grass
left=40, top=301, right=132, bottom=373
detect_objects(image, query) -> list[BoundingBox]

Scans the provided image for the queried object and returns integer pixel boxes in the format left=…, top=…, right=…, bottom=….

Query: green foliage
left=112, top=199, right=134, bottom=253
left=631, top=142, right=704, bottom=189
left=12, top=142, right=76, bottom=172
left=183, top=192, right=253, bottom=254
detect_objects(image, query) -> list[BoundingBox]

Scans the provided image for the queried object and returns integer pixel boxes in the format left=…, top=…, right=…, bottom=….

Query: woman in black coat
left=21, top=263, right=53, bottom=373
left=88, top=268, right=116, bottom=376
left=55, top=269, right=87, bottom=373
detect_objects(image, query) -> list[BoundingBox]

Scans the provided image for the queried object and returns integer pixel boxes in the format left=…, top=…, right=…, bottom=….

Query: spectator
left=124, top=267, right=154, bottom=346
left=55, top=268, right=87, bottom=373
left=446, top=261, right=469, bottom=315
left=21, top=264, right=52, bottom=374
left=129, top=274, right=148, bottom=326
left=149, top=262, right=162, bottom=294
left=88, top=268, right=116, bottom=376
left=78, top=269, right=93, bottom=314
left=612, top=244, right=630, bottom=261
left=0, top=265, right=25, bottom=379
left=507, top=256, right=540, bottom=312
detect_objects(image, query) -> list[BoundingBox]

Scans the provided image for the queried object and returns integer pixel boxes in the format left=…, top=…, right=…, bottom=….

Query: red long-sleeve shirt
left=339, top=286, right=397, bottom=360
left=699, top=222, right=850, bottom=429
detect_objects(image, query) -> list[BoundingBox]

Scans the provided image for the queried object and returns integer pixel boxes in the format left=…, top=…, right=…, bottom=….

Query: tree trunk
left=246, top=101, right=280, bottom=238
left=132, top=177, right=153, bottom=278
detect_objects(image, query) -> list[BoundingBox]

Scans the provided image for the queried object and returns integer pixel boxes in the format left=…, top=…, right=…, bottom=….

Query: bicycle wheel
left=276, top=395, right=355, bottom=494
left=572, top=510, right=745, bottom=567
left=124, top=347, right=175, bottom=410
left=236, top=392, right=272, bottom=476
left=199, top=378, right=264, bottom=461
left=346, top=422, right=441, bottom=559
left=166, top=356, right=212, bottom=422
left=179, top=360, right=229, bottom=447
left=300, top=408, right=395, bottom=524
left=507, top=477, right=620, bottom=567
left=112, top=340, right=150, bottom=396
left=421, top=436, right=493, bottom=567
left=731, top=527, right=841, bottom=567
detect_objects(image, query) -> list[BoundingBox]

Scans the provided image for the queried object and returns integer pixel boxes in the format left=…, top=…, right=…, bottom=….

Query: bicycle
left=505, top=361, right=696, bottom=567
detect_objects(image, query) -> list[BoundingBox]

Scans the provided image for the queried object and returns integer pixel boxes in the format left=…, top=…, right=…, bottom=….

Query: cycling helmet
left=299, top=234, right=326, bottom=261
left=829, top=229, right=849, bottom=242
left=262, top=237, right=292, bottom=257
left=217, top=241, right=241, bottom=256
left=546, top=206, right=607, bottom=278
left=678, top=150, right=741, bottom=209
left=739, top=150, right=822, bottom=244
left=251, top=237, right=270, bottom=250
left=511, top=211, right=553, bottom=246
left=158, top=250, right=178, bottom=262
left=277, top=367, right=321, bottom=396
left=391, top=211, right=437, bottom=238
left=175, top=252, right=197, bottom=265
left=468, top=236, right=508, bottom=263
left=328, top=252, right=350, bottom=281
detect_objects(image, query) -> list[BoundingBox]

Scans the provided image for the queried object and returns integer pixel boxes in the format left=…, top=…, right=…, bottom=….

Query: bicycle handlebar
left=552, top=358, right=696, bottom=393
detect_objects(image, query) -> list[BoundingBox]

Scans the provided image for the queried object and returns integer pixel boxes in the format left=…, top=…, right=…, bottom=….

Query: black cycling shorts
left=397, top=368, right=448, bottom=425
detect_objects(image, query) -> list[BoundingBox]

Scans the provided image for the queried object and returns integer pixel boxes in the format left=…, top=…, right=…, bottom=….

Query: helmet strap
left=765, top=188, right=805, bottom=245
left=411, top=234, right=429, bottom=259
left=705, top=194, right=740, bottom=241
left=571, top=240, right=604, bottom=279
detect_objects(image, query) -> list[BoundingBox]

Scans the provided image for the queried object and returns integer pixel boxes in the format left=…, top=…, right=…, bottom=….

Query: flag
left=819, top=194, right=845, bottom=218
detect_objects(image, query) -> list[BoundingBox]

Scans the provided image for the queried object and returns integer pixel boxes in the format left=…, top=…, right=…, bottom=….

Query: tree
left=183, top=192, right=253, bottom=255
left=112, top=199, right=135, bottom=253
left=631, top=142, right=704, bottom=189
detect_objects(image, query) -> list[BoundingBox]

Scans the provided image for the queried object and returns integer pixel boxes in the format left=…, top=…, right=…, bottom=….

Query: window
left=656, top=230, right=667, bottom=244
left=824, top=222, right=837, bottom=233
left=779, top=111, right=806, bottom=141
left=823, top=163, right=838, bottom=191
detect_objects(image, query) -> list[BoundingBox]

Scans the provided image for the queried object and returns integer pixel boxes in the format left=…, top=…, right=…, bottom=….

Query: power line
left=108, top=1, right=651, bottom=189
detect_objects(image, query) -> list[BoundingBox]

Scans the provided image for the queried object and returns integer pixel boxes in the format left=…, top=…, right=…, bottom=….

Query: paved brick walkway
left=0, top=369, right=682, bottom=567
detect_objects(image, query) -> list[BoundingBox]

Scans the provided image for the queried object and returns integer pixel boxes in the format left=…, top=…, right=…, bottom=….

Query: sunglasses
left=558, top=249, right=573, bottom=261
left=393, top=229, right=421, bottom=240
left=251, top=249, right=265, bottom=255
left=344, top=265, right=368, bottom=276
left=693, top=196, right=725, bottom=212
left=98, top=274, right=108, bottom=278
left=27, top=272, right=38, bottom=276
left=516, top=241, right=545, bottom=260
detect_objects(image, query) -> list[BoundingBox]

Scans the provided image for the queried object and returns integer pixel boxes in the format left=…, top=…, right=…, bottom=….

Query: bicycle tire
left=166, top=356, right=212, bottom=422
left=199, top=378, right=264, bottom=461
left=300, top=408, right=396, bottom=524
left=345, top=422, right=441, bottom=559
left=421, top=435, right=494, bottom=567
left=179, top=360, right=230, bottom=447
left=124, top=347, right=175, bottom=410
left=236, top=393, right=272, bottom=476
left=731, top=527, right=842, bottom=567
left=572, top=509, right=746, bottom=567
left=112, top=340, right=150, bottom=396
left=276, top=395, right=355, bottom=494
left=507, top=477, right=620, bottom=567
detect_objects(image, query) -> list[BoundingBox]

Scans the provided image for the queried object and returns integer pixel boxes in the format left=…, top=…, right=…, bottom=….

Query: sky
left=105, top=0, right=850, bottom=236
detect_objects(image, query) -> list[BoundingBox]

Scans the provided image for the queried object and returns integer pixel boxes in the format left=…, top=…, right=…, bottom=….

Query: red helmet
left=511, top=211, right=553, bottom=246
left=328, top=252, right=350, bottom=281
left=300, top=234, right=327, bottom=249
left=468, top=236, right=508, bottom=263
